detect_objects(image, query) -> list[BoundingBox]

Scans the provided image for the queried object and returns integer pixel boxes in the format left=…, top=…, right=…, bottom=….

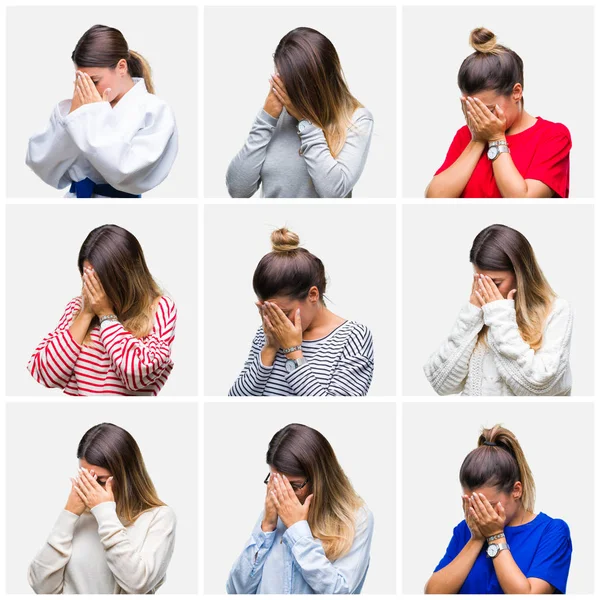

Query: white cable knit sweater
left=423, top=298, right=573, bottom=396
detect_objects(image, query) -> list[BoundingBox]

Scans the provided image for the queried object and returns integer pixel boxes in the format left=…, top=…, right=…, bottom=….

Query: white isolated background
left=204, top=203, right=396, bottom=396
left=402, top=401, right=594, bottom=594
left=6, top=5, right=198, bottom=198
left=402, top=5, right=594, bottom=198
left=204, top=401, right=396, bottom=594
left=5, top=401, right=199, bottom=594
left=5, top=204, right=198, bottom=396
left=402, top=203, right=594, bottom=396
left=203, top=5, right=397, bottom=198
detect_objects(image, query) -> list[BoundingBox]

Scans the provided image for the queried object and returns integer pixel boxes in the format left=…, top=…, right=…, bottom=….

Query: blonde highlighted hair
left=267, top=423, right=363, bottom=561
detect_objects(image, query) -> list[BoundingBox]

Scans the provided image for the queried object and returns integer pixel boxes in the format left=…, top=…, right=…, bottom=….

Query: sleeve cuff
left=64, top=100, right=111, bottom=126
left=99, top=319, right=120, bottom=331
left=282, top=520, right=313, bottom=546
left=54, top=509, right=80, bottom=535
left=90, top=501, right=119, bottom=525
left=258, top=352, right=275, bottom=371
left=258, top=109, right=279, bottom=128
left=482, top=299, right=515, bottom=324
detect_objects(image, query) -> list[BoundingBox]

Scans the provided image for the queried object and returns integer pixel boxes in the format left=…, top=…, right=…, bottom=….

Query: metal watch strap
left=489, top=139, right=508, bottom=148
left=99, top=314, right=118, bottom=325
left=282, top=345, right=302, bottom=355
left=487, top=533, right=506, bottom=543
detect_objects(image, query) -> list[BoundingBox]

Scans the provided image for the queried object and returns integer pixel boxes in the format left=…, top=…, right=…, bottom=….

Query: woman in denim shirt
left=226, top=423, right=374, bottom=594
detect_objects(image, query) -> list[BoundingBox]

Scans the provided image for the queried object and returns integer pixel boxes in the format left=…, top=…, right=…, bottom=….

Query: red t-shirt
left=435, top=118, right=572, bottom=198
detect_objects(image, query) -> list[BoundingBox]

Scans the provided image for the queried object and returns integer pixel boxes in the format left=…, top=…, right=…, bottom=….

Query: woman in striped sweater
left=28, top=225, right=176, bottom=395
left=229, top=228, right=374, bottom=396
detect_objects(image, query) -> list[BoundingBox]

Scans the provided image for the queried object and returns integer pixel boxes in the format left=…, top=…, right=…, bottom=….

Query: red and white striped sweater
left=28, top=296, right=176, bottom=396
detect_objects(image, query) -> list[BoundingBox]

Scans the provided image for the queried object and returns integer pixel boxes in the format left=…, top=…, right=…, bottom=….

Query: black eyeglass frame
left=264, top=472, right=310, bottom=491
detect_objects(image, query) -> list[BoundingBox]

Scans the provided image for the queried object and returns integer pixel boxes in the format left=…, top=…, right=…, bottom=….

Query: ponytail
left=460, top=424, right=535, bottom=512
left=127, top=50, right=155, bottom=94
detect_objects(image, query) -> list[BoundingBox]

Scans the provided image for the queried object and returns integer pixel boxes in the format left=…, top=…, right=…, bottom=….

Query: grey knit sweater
left=226, top=107, right=373, bottom=198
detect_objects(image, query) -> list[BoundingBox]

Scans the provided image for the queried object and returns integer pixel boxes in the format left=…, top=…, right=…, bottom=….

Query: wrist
left=488, top=135, right=507, bottom=143
left=96, top=309, right=116, bottom=318
left=261, top=519, right=276, bottom=532
left=486, top=530, right=505, bottom=542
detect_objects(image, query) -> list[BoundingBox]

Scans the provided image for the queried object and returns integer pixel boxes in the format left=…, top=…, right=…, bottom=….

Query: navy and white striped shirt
left=229, top=321, right=374, bottom=396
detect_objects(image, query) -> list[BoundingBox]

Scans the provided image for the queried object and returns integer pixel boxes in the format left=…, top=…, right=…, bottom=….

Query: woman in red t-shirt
left=426, top=28, right=571, bottom=199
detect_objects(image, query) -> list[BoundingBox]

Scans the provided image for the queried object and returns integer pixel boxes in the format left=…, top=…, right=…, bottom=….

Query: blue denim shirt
left=226, top=506, right=374, bottom=594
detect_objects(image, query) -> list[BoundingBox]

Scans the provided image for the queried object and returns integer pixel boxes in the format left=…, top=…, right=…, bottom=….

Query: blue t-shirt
left=434, top=512, right=572, bottom=594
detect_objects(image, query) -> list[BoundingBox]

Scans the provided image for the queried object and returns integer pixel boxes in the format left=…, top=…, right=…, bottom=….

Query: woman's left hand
left=465, top=97, right=507, bottom=142
left=271, top=472, right=313, bottom=528
left=475, top=274, right=516, bottom=305
left=83, top=267, right=116, bottom=318
left=270, top=75, right=304, bottom=121
left=73, top=467, right=115, bottom=509
left=468, top=492, right=506, bottom=538
left=75, top=71, right=111, bottom=106
left=262, top=302, right=303, bottom=350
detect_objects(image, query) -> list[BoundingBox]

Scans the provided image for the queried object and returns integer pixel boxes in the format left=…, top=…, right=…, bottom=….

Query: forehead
left=463, top=486, right=503, bottom=503
left=473, top=266, right=513, bottom=279
left=264, top=297, right=299, bottom=310
left=470, top=90, right=502, bottom=107
left=269, top=466, right=305, bottom=482
left=74, top=66, right=108, bottom=77
left=79, top=458, right=111, bottom=477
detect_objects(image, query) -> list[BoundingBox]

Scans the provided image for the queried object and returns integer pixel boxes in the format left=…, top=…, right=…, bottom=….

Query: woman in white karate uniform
left=26, top=25, right=178, bottom=198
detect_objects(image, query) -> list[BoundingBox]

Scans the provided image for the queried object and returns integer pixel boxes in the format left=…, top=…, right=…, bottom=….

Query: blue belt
left=69, top=178, right=141, bottom=198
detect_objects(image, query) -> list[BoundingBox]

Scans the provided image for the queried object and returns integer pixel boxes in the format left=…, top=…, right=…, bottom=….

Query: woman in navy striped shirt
left=229, top=228, right=374, bottom=396
left=28, top=225, right=176, bottom=395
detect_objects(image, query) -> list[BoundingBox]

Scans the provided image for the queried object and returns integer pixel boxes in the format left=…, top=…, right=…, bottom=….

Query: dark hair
left=71, top=24, right=155, bottom=94
left=459, top=425, right=535, bottom=512
left=77, top=224, right=161, bottom=337
left=253, top=228, right=327, bottom=302
left=77, top=423, right=165, bottom=522
left=458, top=27, right=524, bottom=98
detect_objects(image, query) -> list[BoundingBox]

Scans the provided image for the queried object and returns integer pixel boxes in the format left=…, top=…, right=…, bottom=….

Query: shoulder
left=149, top=504, right=177, bottom=527
left=452, top=519, right=470, bottom=538
left=453, top=124, right=471, bottom=142
left=253, top=326, right=267, bottom=344
left=352, top=107, right=374, bottom=124
left=354, top=504, right=374, bottom=533
left=66, top=296, right=83, bottom=314
left=549, top=297, right=573, bottom=320
left=345, top=321, right=373, bottom=343
left=537, top=118, right=571, bottom=142
left=537, top=513, right=571, bottom=538
left=156, top=295, right=177, bottom=318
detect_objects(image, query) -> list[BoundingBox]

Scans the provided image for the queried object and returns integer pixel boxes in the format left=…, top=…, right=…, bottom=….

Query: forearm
left=69, top=311, right=93, bottom=345
left=425, top=538, right=484, bottom=594
left=493, top=550, right=535, bottom=593
left=492, top=150, right=529, bottom=197
left=426, top=141, right=485, bottom=197
left=229, top=345, right=274, bottom=396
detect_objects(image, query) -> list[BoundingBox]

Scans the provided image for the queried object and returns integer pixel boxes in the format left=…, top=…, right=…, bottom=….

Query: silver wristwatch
left=487, top=542, right=510, bottom=558
left=285, top=357, right=308, bottom=373
left=487, top=140, right=510, bottom=161
left=297, top=119, right=312, bottom=133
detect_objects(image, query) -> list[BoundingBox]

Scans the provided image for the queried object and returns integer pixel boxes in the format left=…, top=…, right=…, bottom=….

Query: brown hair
left=71, top=24, right=155, bottom=94
left=77, top=225, right=162, bottom=341
left=253, top=228, right=327, bottom=302
left=274, top=27, right=363, bottom=157
left=470, top=224, right=555, bottom=351
left=77, top=423, right=166, bottom=523
left=459, top=425, right=535, bottom=512
left=267, top=423, right=363, bottom=561
left=458, top=28, right=524, bottom=100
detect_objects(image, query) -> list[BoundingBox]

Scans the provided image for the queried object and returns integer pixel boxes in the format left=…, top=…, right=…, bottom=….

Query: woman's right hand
left=261, top=474, right=278, bottom=531
left=65, top=471, right=94, bottom=516
left=462, top=495, right=484, bottom=541
left=256, top=302, right=279, bottom=349
left=469, top=274, right=483, bottom=308
left=69, top=78, right=84, bottom=115
left=263, top=80, right=283, bottom=119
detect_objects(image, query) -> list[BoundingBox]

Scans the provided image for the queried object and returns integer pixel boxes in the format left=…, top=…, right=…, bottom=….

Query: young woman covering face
left=26, top=25, right=178, bottom=198
left=227, top=423, right=374, bottom=594
left=424, top=224, right=573, bottom=396
left=425, top=425, right=572, bottom=594
left=226, top=27, right=374, bottom=198
left=426, top=28, right=571, bottom=198
left=28, top=423, right=176, bottom=594
left=28, top=225, right=177, bottom=395
left=229, top=228, right=374, bottom=396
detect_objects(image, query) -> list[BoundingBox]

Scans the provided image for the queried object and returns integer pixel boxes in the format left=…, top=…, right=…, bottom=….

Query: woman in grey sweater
left=226, top=27, right=373, bottom=198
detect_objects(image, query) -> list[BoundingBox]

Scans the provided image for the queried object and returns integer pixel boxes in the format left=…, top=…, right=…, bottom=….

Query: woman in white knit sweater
left=424, top=224, right=573, bottom=396
left=28, top=423, right=176, bottom=594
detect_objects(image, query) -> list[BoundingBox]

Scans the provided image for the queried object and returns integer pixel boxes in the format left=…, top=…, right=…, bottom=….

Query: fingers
left=281, top=474, right=299, bottom=503
left=270, top=489, right=280, bottom=508
left=507, top=289, right=517, bottom=300
left=470, top=97, right=490, bottom=121
left=272, top=75, right=288, bottom=100
left=496, top=501, right=506, bottom=521
left=474, top=289, right=485, bottom=306
left=77, top=468, right=94, bottom=491
left=264, top=302, right=284, bottom=328
left=468, top=494, right=484, bottom=521
left=465, top=98, right=482, bottom=126
left=477, top=493, right=497, bottom=519
left=304, top=494, right=314, bottom=511
left=73, top=483, right=87, bottom=504
left=102, top=88, right=111, bottom=102
left=105, top=476, right=114, bottom=496
left=293, top=308, right=302, bottom=333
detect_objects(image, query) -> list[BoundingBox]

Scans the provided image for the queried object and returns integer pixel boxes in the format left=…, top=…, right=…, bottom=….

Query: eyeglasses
left=264, top=472, right=310, bottom=492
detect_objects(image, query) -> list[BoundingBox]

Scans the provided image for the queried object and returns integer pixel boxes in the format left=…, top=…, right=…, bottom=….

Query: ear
left=512, top=481, right=523, bottom=499
left=512, top=83, right=523, bottom=103
left=307, top=286, right=320, bottom=303
left=117, top=58, right=128, bottom=75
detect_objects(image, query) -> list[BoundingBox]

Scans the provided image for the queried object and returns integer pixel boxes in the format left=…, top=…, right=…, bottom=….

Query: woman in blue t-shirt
left=425, top=425, right=572, bottom=594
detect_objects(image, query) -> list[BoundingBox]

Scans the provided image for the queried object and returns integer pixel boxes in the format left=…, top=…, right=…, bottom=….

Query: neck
left=304, top=304, right=332, bottom=334
left=110, top=77, right=135, bottom=107
left=506, top=106, right=535, bottom=135
left=507, top=503, right=532, bottom=527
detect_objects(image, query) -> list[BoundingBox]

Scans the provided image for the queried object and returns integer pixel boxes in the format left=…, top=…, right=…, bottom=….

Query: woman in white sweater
left=424, top=224, right=573, bottom=396
left=28, top=423, right=176, bottom=594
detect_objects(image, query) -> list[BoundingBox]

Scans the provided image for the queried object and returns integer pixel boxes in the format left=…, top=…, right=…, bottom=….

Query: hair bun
left=470, top=27, right=498, bottom=54
left=271, top=227, right=300, bottom=253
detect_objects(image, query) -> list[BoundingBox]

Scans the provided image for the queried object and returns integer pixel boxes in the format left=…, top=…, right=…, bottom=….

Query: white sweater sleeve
left=62, top=101, right=178, bottom=195
left=26, top=101, right=80, bottom=189
left=282, top=507, right=374, bottom=594
left=298, top=110, right=373, bottom=198
left=482, top=298, right=573, bottom=396
left=28, top=509, right=80, bottom=594
left=90, top=502, right=176, bottom=594
left=424, top=303, right=485, bottom=395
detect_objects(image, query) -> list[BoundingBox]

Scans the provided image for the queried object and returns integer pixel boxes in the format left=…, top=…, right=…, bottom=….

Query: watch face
left=487, top=146, right=499, bottom=160
left=487, top=544, right=499, bottom=558
left=285, top=360, right=295, bottom=373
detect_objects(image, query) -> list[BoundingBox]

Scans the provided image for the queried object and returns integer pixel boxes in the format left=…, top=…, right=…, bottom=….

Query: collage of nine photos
left=1, top=2, right=596, bottom=597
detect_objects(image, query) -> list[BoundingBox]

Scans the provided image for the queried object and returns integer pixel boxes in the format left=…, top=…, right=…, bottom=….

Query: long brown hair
left=274, top=27, right=363, bottom=157
left=470, top=224, right=555, bottom=351
left=459, top=425, right=535, bottom=512
left=72, top=24, right=155, bottom=94
left=267, top=423, right=363, bottom=561
left=458, top=28, right=524, bottom=104
left=77, top=225, right=162, bottom=342
left=77, top=423, right=166, bottom=523
left=253, top=228, right=327, bottom=303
